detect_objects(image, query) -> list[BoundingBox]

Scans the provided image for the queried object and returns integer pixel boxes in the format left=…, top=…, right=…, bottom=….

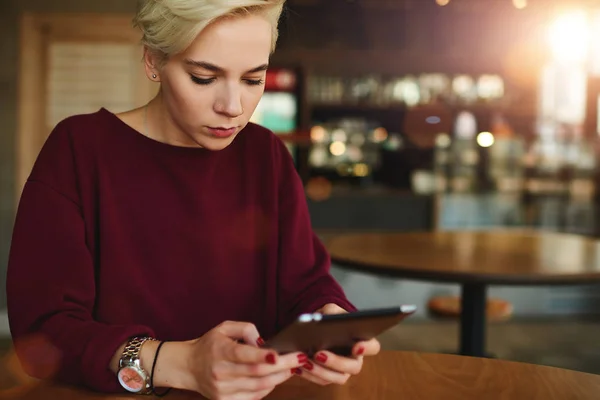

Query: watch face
left=118, top=366, right=145, bottom=393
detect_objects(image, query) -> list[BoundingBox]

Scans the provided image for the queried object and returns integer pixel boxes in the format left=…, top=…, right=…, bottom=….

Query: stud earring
left=152, top=74, right=157, bottom=79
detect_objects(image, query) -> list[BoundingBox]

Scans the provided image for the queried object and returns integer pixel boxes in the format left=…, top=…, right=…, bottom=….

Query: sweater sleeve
left=274, top=139, right=356, bottom=330
left=6, top=122, right=155, bottom=393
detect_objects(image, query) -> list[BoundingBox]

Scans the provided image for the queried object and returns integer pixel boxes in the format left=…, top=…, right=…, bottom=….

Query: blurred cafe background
left=1, top=0, right=600, bottom=388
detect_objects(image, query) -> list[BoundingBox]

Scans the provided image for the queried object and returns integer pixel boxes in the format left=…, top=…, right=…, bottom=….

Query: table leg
left=459, top=283, right=487, bottom=357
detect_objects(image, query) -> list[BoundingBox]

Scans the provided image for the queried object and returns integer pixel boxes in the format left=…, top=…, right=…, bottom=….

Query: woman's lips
left=207, top=127, right=237, bottom=138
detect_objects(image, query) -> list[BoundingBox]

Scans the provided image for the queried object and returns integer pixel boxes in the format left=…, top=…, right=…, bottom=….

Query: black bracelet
left=150, top=341, right=172, bottom=397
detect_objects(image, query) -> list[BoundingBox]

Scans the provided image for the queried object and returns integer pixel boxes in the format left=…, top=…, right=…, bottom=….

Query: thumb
left=216, top=321, right=262, bottom=347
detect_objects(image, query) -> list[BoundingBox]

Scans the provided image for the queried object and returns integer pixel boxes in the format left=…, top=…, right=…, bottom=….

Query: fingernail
left=298, top=354, right=308, bottom=363
left=315, top=353, right=327, bottom=363
left=266, top=353, right=276, bottom=364
left=256, top=337, right=265, bottom=347
left=303, top=361, right=314, bottom=371
left=356, top=346, right=365, bottom=355
left=292, top=367, right=302, bottom=375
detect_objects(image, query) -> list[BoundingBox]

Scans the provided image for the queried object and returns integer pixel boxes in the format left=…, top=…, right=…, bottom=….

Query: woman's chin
left=196, top=134, right=238, bottom=151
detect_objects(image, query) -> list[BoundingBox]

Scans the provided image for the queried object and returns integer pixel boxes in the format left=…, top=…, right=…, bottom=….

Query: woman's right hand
left=185, top=321, right=307, bottom=400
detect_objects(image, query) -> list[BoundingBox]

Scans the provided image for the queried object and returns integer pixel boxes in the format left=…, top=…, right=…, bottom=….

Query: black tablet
left=265, top=305, right=417, bottom=356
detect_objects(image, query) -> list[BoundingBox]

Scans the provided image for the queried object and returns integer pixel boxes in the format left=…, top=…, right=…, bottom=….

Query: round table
left=325, top=230, right=600, bottom=357
left=2, top=351, right=600, bottom=399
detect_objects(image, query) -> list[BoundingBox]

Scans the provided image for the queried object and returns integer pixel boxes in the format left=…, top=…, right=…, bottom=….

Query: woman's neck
left=145, top=94, right=203, bottom=148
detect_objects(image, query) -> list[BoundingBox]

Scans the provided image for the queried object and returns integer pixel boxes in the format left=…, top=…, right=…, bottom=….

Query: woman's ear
left=143, top=47, right=162, bottom=82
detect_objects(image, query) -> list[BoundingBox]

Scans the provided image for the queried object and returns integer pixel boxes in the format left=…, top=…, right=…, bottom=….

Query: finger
left=225, top=341, right=279, bottom=365
left=228, top=387, right=275, bottom=400
left=302, top=360, right=350, bottom=385
left=313, top=351, right=363, bottom=375
left=297, top=368, right=330, bottom=386
left=249, top=387, right=276, bottom=400
left=352, top=338, right=381, bottom=356
left=224, top=352, right=309, bottom=378
left=318, top=303, right=348, bottom=315
left=218, top=369, right=293, bottom=394
left=217, top=321, right=263, bottom=347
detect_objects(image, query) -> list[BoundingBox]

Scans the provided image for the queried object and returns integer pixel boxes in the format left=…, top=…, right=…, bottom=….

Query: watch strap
left=119, top=336, right=157, bottom=394
left=121, top=336, right=156, bottom=363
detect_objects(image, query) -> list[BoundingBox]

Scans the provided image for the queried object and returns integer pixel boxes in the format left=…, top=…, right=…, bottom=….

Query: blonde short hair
left=133, top=0, right=286, bottom=61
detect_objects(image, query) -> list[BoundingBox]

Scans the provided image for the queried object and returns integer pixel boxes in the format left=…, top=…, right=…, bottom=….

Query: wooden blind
left=46, top=42, right=147, bottom=128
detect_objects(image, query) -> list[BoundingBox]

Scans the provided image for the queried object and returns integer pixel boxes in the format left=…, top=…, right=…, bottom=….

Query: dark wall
left=277, top=0, right=548, bottom=78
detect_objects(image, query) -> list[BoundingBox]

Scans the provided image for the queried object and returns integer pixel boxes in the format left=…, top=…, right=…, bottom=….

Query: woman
left=6, top=0, right=380, bottom=398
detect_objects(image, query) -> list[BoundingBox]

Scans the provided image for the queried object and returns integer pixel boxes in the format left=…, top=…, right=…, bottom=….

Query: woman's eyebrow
left=184, top=59, right=269, bottom=73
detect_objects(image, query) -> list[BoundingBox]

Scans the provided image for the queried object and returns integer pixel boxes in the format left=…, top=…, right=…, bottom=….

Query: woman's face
left=148, top=14, right=272, bottom=150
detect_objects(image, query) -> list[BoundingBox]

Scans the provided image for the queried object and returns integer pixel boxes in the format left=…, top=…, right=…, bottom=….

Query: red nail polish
left=266, top=353, right=276, bottom=364
left=303, top=361, right=314, bottom=371
left=293, top=368, right=302, bottom=375
left=298, top=354, right=308, bottom=363
left=356, top=346, right=365, bottom=355
left=256, top=337, right=265, bottom=347
left=315, top=353, right=328, bottom=363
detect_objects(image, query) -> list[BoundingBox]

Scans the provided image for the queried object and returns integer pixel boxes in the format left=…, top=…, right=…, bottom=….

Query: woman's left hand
left=298, top=303, right=381, bottom=386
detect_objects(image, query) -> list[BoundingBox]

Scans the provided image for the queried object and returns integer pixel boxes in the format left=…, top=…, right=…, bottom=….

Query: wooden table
left=2, top=351, right=599, bottom=399
left=325, top=230, right=600, bottom=357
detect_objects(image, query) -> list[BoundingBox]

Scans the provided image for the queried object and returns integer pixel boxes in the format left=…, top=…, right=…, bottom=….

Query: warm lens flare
left=477, top=131, right=495, bottom=148
left=306, top=177, right=333, bottom=202
left=513, top=0, right=527, bottom=9
left=548, top=10, right=589, bottom=63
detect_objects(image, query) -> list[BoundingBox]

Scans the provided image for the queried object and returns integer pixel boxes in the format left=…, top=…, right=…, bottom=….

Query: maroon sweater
left=7, top=108, right=355, bottom=393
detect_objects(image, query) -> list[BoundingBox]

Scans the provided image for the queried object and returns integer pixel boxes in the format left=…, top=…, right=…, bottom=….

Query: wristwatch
left=117, top=336, right=157, bottom=394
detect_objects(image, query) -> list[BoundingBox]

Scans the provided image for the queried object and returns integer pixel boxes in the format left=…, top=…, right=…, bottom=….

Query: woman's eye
left=190, top=75, right=215, bottom=85
left=245, top=79, right=265, bottom=86
left=190, top=75, right=264, bottom=86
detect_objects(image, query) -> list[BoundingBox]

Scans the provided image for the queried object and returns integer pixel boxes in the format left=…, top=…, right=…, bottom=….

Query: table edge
left=330, top=255, right=600, bottom=285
